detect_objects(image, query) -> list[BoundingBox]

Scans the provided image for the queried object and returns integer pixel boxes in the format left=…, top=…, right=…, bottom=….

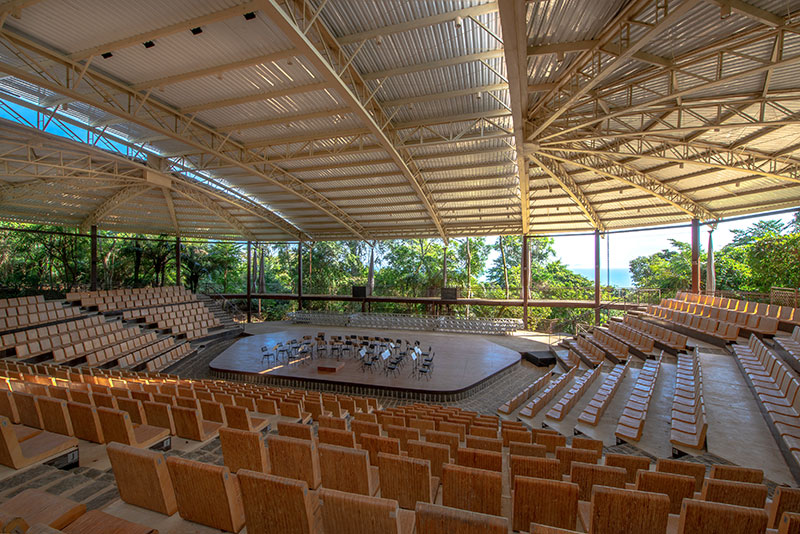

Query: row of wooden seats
left=519, top=367, right=578, bottom=418
left=157, top=313, right=217, bottom=330
left=615, top=355, right=663, bottom=443
left=578, top=360, right=630, bottom=426
left=671, top=353, right=707, bottom=451
left=0, top=294, right=44, bottom=308
left=142, top=341, right=192, bottom=372
left=587, top=328, right=629, bottom=362
left=0, top=299, right=74, bottom=318
left=0, top=302, right=81, bottom=332
left=121, top=300, right=208, bottom=320
left=498, top=371, right=554, bottom=414
left=84, top=331, right=159, bottom=366
left=675, top=291, right=800, bottom=327
left=650, top=300, right=780, bottom=337
left=67, top=285, right=194, bottom=311
left=51, top=325, right=144, bottom=362
left=648, top=304, right=749, bottom=342
left=607, top=320, right=656, bottom=353
left=624, top=315, right=689, bottom=351
left=66, top=285, right=189, bottom=301
left=115, top=336, right=178, bottom=368
left=0, top=314, right=105, bottom=355
left=733, top=335, right=800, bottom=470
left=170, top=323, right=209, bottom=340
left=546, top=365, right=602, bottom=421
left=775, top=326, right=800, bottom=367
left=565, top=335, right=605, bottom=366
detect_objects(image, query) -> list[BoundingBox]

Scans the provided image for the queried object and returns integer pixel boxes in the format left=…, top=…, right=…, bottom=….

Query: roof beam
left=709, top=0, right=783, bottom=26
left=529, top=0, right=700, bottom=140
left=78, top=184, right=152, bottom=231
left=498, top=0, right=530, bottom=235
left=535, top=150, right=718, bottom=219
left=170, top=183, right=257, bottom=240
left=132, top=49, right=297, bottom=90
left=218, top=108, right=348, bottom=132
left=527, top=40, right=597, bottom=55
left=0, top=0, right=41, bottom=17
left=394, top=110, right=510, bottom=130
left=529, top=154, right=604, bottom=231
left=337, top=3, right=498, bottom=45
left=162, top=187, right=180, bottom=236
left=69, top=1, right=261, bottom=61
left=265, top=0, right=446, bottom=238
left=381, top=83, right=507, bottom=108
left=181, top=81, right=332, bottom=113
left=362, top=50, right=505, bottom=81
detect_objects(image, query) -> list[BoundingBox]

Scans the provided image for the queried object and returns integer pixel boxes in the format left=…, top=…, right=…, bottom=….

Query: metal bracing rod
left=78, top=184, right=152, bottom=231
left=529, top=154, right=604, bottom=231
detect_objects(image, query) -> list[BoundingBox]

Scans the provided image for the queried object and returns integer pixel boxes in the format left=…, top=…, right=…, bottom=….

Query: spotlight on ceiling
left=243, top=12, right=256, bottom=20
left=143, top=40, right=155, bottom=49
left=101, top=52, right=113, bottom=59
left=454, top=15, right=463, bottom=28
left=190, top=27, right=203, bottom=35
left=375, top=35, right=383, bottom=46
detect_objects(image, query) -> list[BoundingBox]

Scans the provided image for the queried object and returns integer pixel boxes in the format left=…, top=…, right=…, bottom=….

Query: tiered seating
left=564, top=335, right=605, bottom=367
left=291, top=310, right=522, bottom=334
left=577, top=361, right=630, bottom=426
left=144, top=342, right=193, bottom=372
left=1, top=315, right=106, bottom=359
left=615, top=354, right=663, bottom=443
left=732, top=334, right=800, bottom=477
left=123, top=302, right=220, bottom=340
left=775, top=326, right=800, bottom=370
left=519, top=367, right=578, bottom=418
left=0, top=296, right=82, bottom=332
left=50, top=325, right=158, bottom=366
left=586, top=329, right=629, bottom=363
left=624, top=315, right=689, bottom=352
left=670, top=353, right=707, bottom=451
left=66, top=286, right=194, bottom=312
left=607, top=320, right=655, bottom=354
left=677, top=291, right=799, bottom=329
left=497, top=371, right=553, bottom=414
left=546, top=365, right=602, bottom=421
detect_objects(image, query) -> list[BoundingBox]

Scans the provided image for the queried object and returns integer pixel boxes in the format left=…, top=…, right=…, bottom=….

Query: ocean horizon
left=572, top=267, right=633, bottom=287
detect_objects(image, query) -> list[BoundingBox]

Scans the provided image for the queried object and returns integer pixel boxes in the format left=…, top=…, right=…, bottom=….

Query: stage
left=208, top=326, right=522, bottom=400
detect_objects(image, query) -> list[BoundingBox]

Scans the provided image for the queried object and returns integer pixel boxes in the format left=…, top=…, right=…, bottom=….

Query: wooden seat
left=13, top=392, right=43, bottom=429
left=677, top=498, right=768, bottom=534
left=502, top=427, right=532, bottom=446
left=709, top=464, right=763, bottom=484
left=386, top=424, right=420, bottom=451
left=318, top=427, right=356, bottom=448
left=61, top=509, right=156, bottom=534
left=361, top=434, right=401, bottom=465
left=700, top=479, right=768, bottom=509
left=770, top=486, right=800, bottom=529
left=656, top=458, right=706, bottom=492
left=536, top=432, right=566, bottom=453
left=106, top=442, right=177, bottom=515
left=0, top=489, right=84, bottom=529
left=351, top=419, right=380, bottom=445
left=36, top=397, right=73, bottom=437
left=267, top=434, right=321, bottom=490
left=318, top=487, right=415, bottom=534
left=415, top=502, right=507, bottom=534
left=278, top=421, right=314, bottom=441
left=378, top=452, right=438, bottom=510
left=635, top=470, right=695, bottom=515
left=116, top=397, right=147, bottom=425
left=456, top=447, right=502, bottom=472
left=605, top=453, right=651, bottom=484
left=166, top=456, right=245, bottom=532
left=172, top=405, right=222, bottom=442
left=0, top=390, right=20, bottom=423
left=555, top=446, right=600, bottom=476
left=142, top=401, right=175, bottom=435
left=224, top=404, right=269, bottom=432
left=779, top=512, right=800, bottom=534
left=513, top=476, right=578, bottom=532
left=237, top=470, right=321, bottom=534
left=587, top=486, right=670, bottom=534
left=318, top=415, right=347, bottom=430
left=510, top=455, right=561, bottom=486
left=509, top=442, right=547, bottom=458
left=0, top=416, right=78, bottom=469
left=426, top=430, right=459, bottom=456
left=219, top=427, right=269, bottom=474
left=319, top=443, right=379, bottom=496
left=407, top=439, right=450, bottom=479
left=570, top=462, right=626, bottom=501
left=465, top=435, right=502, bottom=453
left=96, top=407, right=169, bottom=449
left=441, top=463, right=502, bottom=517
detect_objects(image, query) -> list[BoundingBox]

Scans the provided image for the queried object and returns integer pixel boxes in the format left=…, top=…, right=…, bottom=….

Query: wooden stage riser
left=211, top=362, right=519, bottom=403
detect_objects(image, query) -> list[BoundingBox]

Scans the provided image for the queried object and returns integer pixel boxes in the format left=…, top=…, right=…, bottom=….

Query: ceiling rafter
left=78, top=184, right=152, bottom=231
left=170, top=182, right=257, bottom=240
left=381, top=83, right=508, bottom=108
left=162, top=187, right=180, bottom=236
left=181, top=81, right=333, bottom=113
left=362, top=50, right=505, bottom=81
left=529, top=153, right=604, bottom=231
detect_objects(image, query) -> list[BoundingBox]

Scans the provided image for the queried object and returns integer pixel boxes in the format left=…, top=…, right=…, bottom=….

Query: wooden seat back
left=319, top=443, right=375, bottom=496
left=509, top=442, right=547, bottom=458
left=318, top=427, right=356, bottom=448
left=571, top=437, right=603, bottom=455
left=677, top=498, right=768, bottom=534
left=415, top=502, right=507, bottom=534
left=441, top=463, right=502, bottom=517
left=0, top=390, right=20, bottom=423
left=278, top=421, right=313, bottom=441
left=709, top=465, right=763, bottom=484
left=468, top=426, right=497, bottom=439
left=66, top=402, right=103, bottom=443
left=426, top=430, right=459, bottom=456
left=219, top=427, right=268, bottom=474
left=318, top=415, right=347, bottom=430
left=512, top=476, right=578, bottom=531
left=386, top=425, right=420, bottom=451
left=223, top=404, right=255, bottom=431
left=267, top=434, right=321, bottom=489
left=319, top=488, right=405, bottom=534
left=407, top=439, right=450, bottom=479
left=701, top=479, right=768, bottom=509
left=107, top=442, right=177, bottom=515
left=142, top=401, right=175, bottom=435
left=410, top=418, right=436, bottom=434
left=590, top=486, right=670, bottom=534
left=770, top=486, right=800, bottom=529
left=172, top=406, right=206, bottom=441
left=166, top=456, right=245, bottom=533
left=570, top=462, right=626, bottom=501
left=199, top=400, right=226, bottom=424
left=115, top=397, right=146, bottom=425
left=37, top=397, right=73, bottom=437
left=779, top=512, right=800, bottom=534
left=456, top=447, right=502, bottom=472
left=96, top=407, right=136, bottom=446
left=351, top=419, right=380, bottom=445
left=465, top=435, right=502, bottom=453
left=237, top=470, right=318, bottom=534
left=502, top=428, right=531, bottom=446
left=378, top=452, right=433, bottom=510
left=555, top=446, right=600, bottom=476
left=605, top=453, right=651, bottom=484
left=636, top=470, right=696, bottom=515
left=510, top=455, right=561, bottom=486
left=12, top=392, right=42, bottom=429
left=656, top=458, right=706, bottom=491
left=361, top=434, right=401, bottom=465
left=536, top=432, right=566, bottom=453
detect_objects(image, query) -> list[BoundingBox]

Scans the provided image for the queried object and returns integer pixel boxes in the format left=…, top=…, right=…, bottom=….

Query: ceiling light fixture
left=101, top=52, right=113, bottom=59
left=243, top=12, right=256, bottom=20
left=143, top=40, right=155, bottom=49
left=190, top=27, right=203, bottom=35
left=454, top=15, right=463, bottom=28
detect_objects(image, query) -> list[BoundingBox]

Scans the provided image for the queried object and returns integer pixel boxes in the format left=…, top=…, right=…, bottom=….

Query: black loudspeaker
left=441, top=287, right=458, bottom=300
left=352, top=286, right=367, bottom=298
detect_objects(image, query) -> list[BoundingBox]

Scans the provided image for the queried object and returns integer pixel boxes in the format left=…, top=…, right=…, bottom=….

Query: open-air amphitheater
left=2, top=0, right=800, bottom=533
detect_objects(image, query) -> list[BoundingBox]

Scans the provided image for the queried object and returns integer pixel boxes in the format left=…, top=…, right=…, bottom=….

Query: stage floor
left=208, top=326, right=521, bottom=394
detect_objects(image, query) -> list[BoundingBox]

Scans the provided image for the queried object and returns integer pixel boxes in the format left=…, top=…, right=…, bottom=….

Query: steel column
left=594, top=230, right=601, bottom=325
left=522, top=235, right=530, bottom=328
left=90, top=225, right=98, bottom=291
left=246, top=241, right=252, bottom=323
left=691, top=219, right=700, bottom=293
left=297, top=241, right=303, bottom=310
left=175, top=236, right=182, bottom=287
